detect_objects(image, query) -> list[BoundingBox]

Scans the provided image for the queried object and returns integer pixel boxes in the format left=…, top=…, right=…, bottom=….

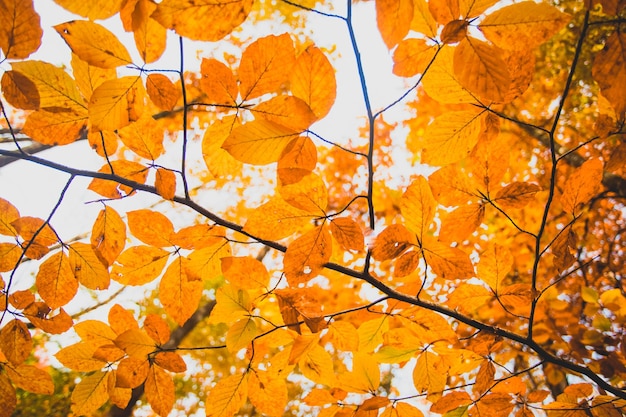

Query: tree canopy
left=1, top=0, right=625, bottom=416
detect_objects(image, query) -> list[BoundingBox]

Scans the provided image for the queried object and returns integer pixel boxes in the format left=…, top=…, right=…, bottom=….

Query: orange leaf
left=283, top=226, right=332, bottom=286
left=473, top=392, right=514, bottom=416
left=144, top=314, right=171, bottom=345
left=154, top=351, right=187, bottom=373
left=0, top=320, right=32, bottom=366
left=111, top=245, right=170, bottom=286
left=243, top=196, right=309, bottom=241
left=421, top=47, right=476, bottom=104
left=22, top=108, right=88, bottom=146
left=428, top=0, right=460, bottom=24
left=299, top=344, right=337, bottom=386
left=108, top=304, right=139, bottom=335
left=55, top=20, right=132, bottom=68
left=392, top=38, right=437, bottom=77
left=290, top=45, right=337, bottom=119
left=477, top=243, right=513, bottom=291
left=222, top=120, right=299, bottom=165
left=74, top=319, right=117, bottom=345
left=91, top=206, right=126, bottom=267
left=358, top=316, right=389, bottom=353
left=71, top=53, right=117, bottom=100
left=145, top=365, right=176, bottom=416
left=4, top=363, right=54, bottom=395
left=447, top=283, right=492, bottom=313
left=441, top=20, right=468, bottom=44
left=494, top=182, right=541, bottom=209
left=376, top=0, right=414, bottom=49
left=453, top=38, right=511, bottom=103
left=0, top=373, right=16, bottom=417
left=328, top=321, right=359, bottom=352
left=12, top=216, right=57, bottom=259
left=53, top=0, right=122, bottom=20
left=115, top=357, right=149, bottom=388
left=400, top=176, right=436, bottom=239
left=23, top=304, right=73, bottom=334
left=88, top=129, right=119, bottom=157
left=0, top=0, right=42, bottom=59
left=560, top=159, right=604, bottom=214
left=152, top=0, right=253, bottom=41
left=87, top=160, right=148, bottom=199
left=36, top=252, right=77, bottom=308
left=413, top=351, right=447, bottom=399
left=202, top=115, right=244, bottom=178
left=0, top=243, right=22, bottom=272
left=592, top=32, right=626, bottom=118
left=89, top=76, right=145, bottom=132
left=371, top=224, right=417, bottom=261
left=221, top=256, right=269, bottom=289
left=185, top=241, right=232, bottom=281
left=129, top=0, right=166, bottom=63
left=423, top=239, right=474, bottom=279
left=69, top=242, right=110, bottom=290
left=55, top=342, right=106, bottom=372
left=171, top=224, right=226, bottom=250
left=209, top=284, right=252, bottom=324
left=155, top=167, right=177, bottom=200
left=429, top=164, right=476, bottom=206
left=205, top=373, right=249, bottom=417
left=479, top=2, right=570, bottom=51
left=239, top=33, right=295, bottom=100
left=382, top=402, right=424, bottom=417
left=160, top=257, right=203, bottom=326
left=430, top=391, right=472, bottom=414
left=279, top=172, right=328, bottom=214
left=393, top=250, right=420, bottom=277
left=248, top=371, right=288, bottom=417
left=226, top=317, right=258, bottom=353
left=339, top=352, right=380, bottom=393
left=128, top=209, right=175, bottom=247
left=459, top=0, right=498, bottom=18
left=200, top=58, right=238, bottom=105
left=0, top=198, right=20, bottom=237
left=439, top=203, right=485, bottom=243
left=422, top=110, right=484, bottom=166
left=411, top=0, right=438, bottom=38
left=253, top=95, right=317, bottom=132
left=115, top=329, right=156, bottom=359
left=146, top=74, right=180, bottom=111
left=1, top=70, right=39, bottom=110
left=473, top=360, right=495, bottom=395
left=277, top=136, right=318, bottom=185
left=8, top=290, right=34, bottom=309
left=330, top=217, right=365, bottom=252
left=71, top=371, right=110, bottom=416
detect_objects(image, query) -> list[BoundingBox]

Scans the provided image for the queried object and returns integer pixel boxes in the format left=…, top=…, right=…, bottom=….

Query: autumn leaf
left=4, top=364, right=54, bottom=395
left=439, top=203, right=485, bottom=243
left=221, top=256, right=269, bottom=289
left=560, top=159, right=604, bottom=214
left=477, top=243, right=513, bottom=291
left=22, top=107, right=88, bottom=146
left=222, top=120, right=299, bottom=165
left=283, top=226, right=332, bottom=286
left=330, top=217, right=365, bottom=252
left=494, top=182, right=542, bottom=209
left=393, top=38, right=437, bottom=77
left=413, top=351, right=447, bottom=400
left=209, top=284, right=252, bottom=324
left=110, top=245, right=170, bottom=285
left=253, top=95, right=317, bottom=132
left=145, top=365, right=176, bottom=416
left=0, top=320, right=32, bottom=366
left=127, top=209, right=175, bottom=247
left=400, top=176, right=436, bottom=239
left=200, top=58, right=239, bottom=106
left=154, top=352, right=186, bottom=373
left=338, top=352, right=380, bottom=393
left=53, top=0, right=122, bottom=20
left=243, top=196, right=310, bottom=241
left=0, top=373, right=16, bottom=417
left=91, top=206, right=126, bottom=266
left=205, top=373, right=249, bottom=417
left=248, top=371, right=288, bottom=417
left=115, top=328, right=156, bottom=359
left=0, top=0, right=42, bottom=59
left=592, top=31, right=626, bottom=119
left=290, top=45, right=337, bottom=119
left=155, top=168, right=177, bottom=200
left=36, top=252, right=78, bottom=308
left=0, top=198, right=20, bottom=237
left=127, top=0, right=166, bottom=63
left=1, top=71, right=40, bottom=110
left=422, top=47, right=476, bottom=104
left=89, top=76, right=145, bottom=132
left=146, top=73, right=179, bottom=111
left=88, top=160, right=148, bottom=199
left=279, top=172, right=328, bottom=214
left=428, top=0, right=459, bottom=24
left=68, top=242, right=110, bottom=290
left=70, top=371, right=110, bottom=416
left=277, top=136, right=318, bottom=185
left=117, top=109, right=163, bottom=159
left=376, top=0, right=413, bottom=49
left=159, top=257, right=203, bottom=326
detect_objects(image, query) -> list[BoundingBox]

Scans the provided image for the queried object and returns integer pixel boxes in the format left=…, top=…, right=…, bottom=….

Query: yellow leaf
left=221, top=256, right=269, bottom=289
left=479, top=2, right=570, bottom=51
left=88, top=160, right=149, bottom=199
left=146, top=73, right=180, bottom=111
left=88, top=129, right=119, bottom=157
left=0, top=243, right=21, bottom=272
left=330, top=217, right=365, bottom=252
left=0, top=373, right=16, bottom=417
left=248, top=371, right=288, bottom=417
left=453, top=38, right=510, bottom=103
left=277, top=136, right=318, bottom=185
left=222, top=120, right=299, bottom=165
left=154, top=351, right=186, bottom=373
left=0, top=198, right=20, bottom=237
left=115, top=357, right=150, bottom=388
left=0, top=320, right=32, bottom=366
left=11, top=60, right=85, bottom=111
left=459, top=0, right=498, bottom=18
left=358, top=316, right=389, bottom=353
left=413, top=351, right=447, bottom=399
left=115, top=329, right=156, bottom=359
left=144, top=314, right=171, bottom=345
left=592, top=32, right=626, bottom=118
left=243, top=196, right=309, bottom=241
left=185, top=241, right=232, bottom=281
left=128, top=209, right=174, bottom=247
left=36, top=252, right=77, bottom=308
left=421, top=47, right=476, bottom=104
left=129, top=0, right=166, bottom=63
left=428, top=0, right=459, bottom=24
left=422, top=109, right=484, bottom=166
left=1, top=70, right=39, bottom=110
left=328, top=320, right=359, bottom=352
left=431, top=391, right=472, bottom=414
left=11, top=216, right=57, bottom=259
left=155, top=167, right=177, bottom=200
left=91, top=206, right=126, bottom=267
left=202, top=115, right=244, bottom=178
left=401, top=176, right=436, bottom=239
left=226, top=317, right=258, bottom=353
left=393, top=250, right=420, bottom=277
left=494, top=182, right=541, bottom=209
left=89, top=76, right=145, bottom=132
left=439, top=203, right=485, bottom=243
left=239, top=33, right=296, bottom=100
left=473, top=392, right=514, bottom=416
left=74, top=320, right=117, bottom=346
left=373, top=345, right=420, bottom=364
left=200, top=58, right=238, bottom=105
left=118, top=115, right=166, bottom=160
left=71, top=53, right=117, bottom=100
left=393, top=38, right=437, bottom=77
left=382, top=402, right=424, bottom=417
left=340, top=352, right=380, bottom=393
left=205, top=373, right=249, bottom=417
left=209, top=284, right=252, bottom=324
left=53, top=0, right=122, bottom=20
left=69, top=242, right=110, bottom=290
left=55, top=20, right=132, bottom=68
left=371, top=224, right=417, bottom=261
left=473, top=360, right=495, bottom=395
left=477, top=243, right=512, bottom=291
left=160, top=257, right=203, bottom=326
left=55, top=342, right=107, bottom=371
left=108, top=304, right=140, bottom=335
left=171, top=224, right=226, bottom=250
left=283, top=226, right=332, bottom=286
left=145, top=365, right=176, bottom=417
left=424, top=239, right=474, bottom=279
left=153, top=0, right=253, bottom=41
left=299, top=343, right=337, bottom=386
left=279, top=172, right=328, bottom=214
left=560, top=159, right=604, bottom=214
left=303, top=388, right=338, bottom=406
left=428, top=164, right=476, bottom=206
left=498, top=283, right=532, bottom=316
left=5, top=364, right=54, bottom=395
left=0, top=0, right=42, bottom=59
left=411, top=0, right=438, bottom=38
left=376, top=0, right=413, bottom=49
left=110, top=245, right=170, bottom=286
left=290, top=45, right=336, bottom=119
left=71, top=371, right=110, bottom=416
left=253, top=95, right=317, bottom=132
left=22, top=108, right=88, bottom=146
left=447, top=283, right=492, bottom=313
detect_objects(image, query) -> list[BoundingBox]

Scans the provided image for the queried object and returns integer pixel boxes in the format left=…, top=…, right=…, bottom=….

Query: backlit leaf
left=422, top=47, right=476, bottom=104
left=200, top=58, right=238, bottom=106
left=145, top=365, right=176, bottom=417
left=54, top=20, right=132, bottom=68
left=74, top=320, right=117, bottom=345
left=447, top=283, right=492, bottom=313
left=185, top=241, right=232, bottom=281
left=439, top=203, right=485, bottom=243
left=341, top=352, right=380, bottom=393
left=423, top=239, right=474, bottom=279
left=89, top=76, right=145, bottom=132
left=128, top=209, right=175, bottom=247
left=226, top=317, right=258, bottom=353
left=36, top=252, right=77, bottom=308
left=71, top=53, right=117, bottom=100
left=55, top=342, right=106, bottom=371
left=494, top=182, right=541, bottom=209
left=4, top=364, right=54, bottom=395
left=376, top=0, right=413, bottom=49
left=358, top=316, right=389, bottom=352
left=429, top=164, right=476, bottom=206
left=209, top=284, right=252, bottom=324
left=0, top=373, right=16, bottom=417
left=428, top=0, right=460, bottom=24
left=115, top=328, right=156, bottom=359
left=110, top=245, right=170, bottom=285
left=205, top=373, right=249, bottom=417
left=413, top=351, right=447, bottom=399
left=459, top=0, right=498, bottom=18
left=115, top=357, right=149, bottom=388
left=411, top=0, right=438, bottom=38
left=222, top=120, right=299, bottom=165
left=1, top=70, right=39, bottom=110
left=69, top=242, right=110, bottom=290
left=0, top=243, right=21, bottom=272
left=277, top=136, right=318, bottom=185
left=146, top=73, right=180, bottom=111
left=0, top=0, right=42, bottom=59
left=109, top=304, right=140, bottom=335
left=243, top=196, right=309, bottom=241
left=283, top=226, right=332, bottom=286
left=155, top=168, right=177, bottom=200
left=23, top=304, right=73, bottom=334
left=129, top=0, right=166, bottom=63
left=203, top=115, right=244, bottom=178
left=422, top=110, right=484, bottom=166
left=560, top=159, right=604, bottom=214
left=290, top=45, right=337, bottom=119
left=87, top=160, right=148, bottom=199
left=154, top=352, right=186, bottom=373
left=248, top=371, right=288, bottom=417
left=160, top=257, right=203, bottom=326
left=400, top=176, right=436, bottom=239
left=279, top=172, right=328, bottom=214
left=382, top=402, right=424, bottom=417
left=477, top=243, right=512, bottom=291
left=393, top=38, right=437, bottom=77
left=371, top=224, right=417, bottom=261
left=441, top=20, right=468, bottom=44
left=472, top=392, right=514, bottom=416
left=0, top=320, right=31, bottom=366
left=22, top=108, right=88, bottom=145
left=299, top=343, right=336, bottom=386
left=0, top=198, right=19, bottom=236
left=172, top=224, right=226, bottom=250
left=221, top=256, right=269, bottom=289
left=53, top=0, right=122, bottom=20
left=153, top=0, right=253, bottom=42
left=431, top=391, right=472, bottom=414
left=330, top=217, right=365, bottom=252
left=592, top=32, right=626, bottom=118
left=144, top=314, right=171, bottom=345
left=253, top=95, right=317, bottom=132
left=91, top=206, right=126, bottom=267
left=479, top=2, right=570, bottom=51
left=239, top=33, right=295, bottom=100
left=70, top=371, right=110, bottom=416
left=328, top=320, right=359, bottom=352
left=393, top=250, right=420, bottom=277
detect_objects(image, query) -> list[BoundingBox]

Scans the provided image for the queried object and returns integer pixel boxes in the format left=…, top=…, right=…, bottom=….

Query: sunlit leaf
left=422, top=109, right=484, bottom=166
left=413, top=351, right=447, bottom=399
left=200, top=58, right=238, bottom=106
left=70, top=371, right=110, bottom=416
left=277, top=136, right=318, bottom=185
left=55, top=342, right=106, bottom=371
left=411, top=0, right=438, bottom=38
left=154, top=351, right=186, bottom=373
left=447, top=283, right=492, bottom=313
left=89, top=76, right=145, bottom=132
left=279, top=172, right=328, bottom=214
left=422, top=47, right=476, bottom=104
left=0, top=0, right=42, bottom=59
left=4, top=364, right=54, bottom=395
left=209, top=284, right=252, bottom=324
left=441, top=20, right=468, bottom=44
left=243, top=196, right=310, bottom=241
left=401, top=176, right=436, bottom=239
left=339, top=352, right=380, bottom=393
left=69, top=242, right=110, bottom=290
left=358, top=316, right=389, bottom=352
left=185, top=241, right=232, bottom=281
left=459, top=0, right=498, bottom=18
left=0, top=320, right=31, bottom=366
left=376, top=0, right=413, bottom=49
left=53, top=0, right=122, bottom=20
left=1, top=70, right=39, bottom=110
left=393, top=38, right=437, bottom=77
left=283, top=226, right=332, bottom=286
left=160, top=257, right=203, bottom=326
left=115, top=328, right=156, bottom=359
left=0, top=243, right=21, bottom=272
left=91, top=206, right=126, bottom=267
left=290, top=45, right=337, bottom=119
left=253, top=95, right=317, bottom=132
left=36, top=252, right=78, bottom=308
left=128, top=209, right=175, bottom=247
left=221, top=256, right=269, bottom=289
left=146, top=73, right=180, bottom=111
left=0, top=373, right=16, bottom=417
left=248, top=371, right=288, bottom=417
left=155, top=168, right=177, bottom=200
left=110, top=245, right=170, bottom=285
left=23, top=304, right=73, bottom=334
left=145, top=365, right=176, bottom=417
left=226, top=317, right=258, bottom=353
left=222, top=120, right=299, bottom=165
left=172, top=224, right=226, bottom=250
left=71, top=53, right=117, bottom=100
left=299, top=343, right=337, bottom=386
left=439, top=203, right=485, bottom=243
left=423, top=239, right=474, bottom=279
left=494, top=182, right=541, bottom=209
left=592, top=32, right=626, bottom=118
left=371, top=224, right=417, bottom=261
left=116, top=357, right=150, bottom=388
left=22, top=108, right=88, bottom=145
left=87, top=160, right=148, bottom=199
left=477, top=243, right=512, bottom=291
left=330, top=217, right=364, bottom=252
left=560, top=159, right=604, bottom=214
left=0, top=198, right=20, bottom=237
left=205, top=373, right=249, bottom=417
left=129, top=0, right=166, bottom=63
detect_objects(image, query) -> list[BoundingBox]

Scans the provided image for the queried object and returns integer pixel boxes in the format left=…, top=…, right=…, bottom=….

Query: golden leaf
left=0, top=243, right=22, bottom=272
left=89, top=76, right=145, bottom=132
left=68, top=242, right=110, bottom=290
left=23, top=304, right=73, bottom=334
left=376, top=0, right=414, bottom=49
left=358, top=316, right=389, bottom=353
left=0, top=373, right=16, bottom=417
left=411, top=0, right=437, bottom=38
left=479, top=2, right=570, bottom=51
left=472, top=392, right=514, bottom=416
left=144, top=314, right=171, bottom=345
left=226, top=317, right=258, bottom=353
left=447, top=283, right=492, bottom=313
left=290, top=45, right=337, bottom=119
left=87, top=160, right=148, bottom=199
left=431, top=391, right=472, bottom=414
left=0, top=0, right=42, bottom=59
left=279, top=172, right=328, bottom=214
left=145, top=365, right=176, bottom=417
left=429, top=164, right=476, bottom=206
left=243, top=196, right=309, bottom=241
left=71, top=371, right=110, bottom=416
left=392, top=38, right=437, bottom=77
left=1, top=70, right=39, bottom=110
left=88, top=129, right=118, bottom=157
left=74, top=319, right=117, bottom=345
left=55, top=342, right=106, bottom=372
left=221, top=256, right=269, bottom=289
left=248, top=371, right=288, bottom=417
left=339, top=352, right=380, bottom=393
left=160, top=257, right=203, bottom=326
left=413, top=351, right=447, bottom=400
left=421, top=47, right=476, bottom=104
left=53, top=0, right=122, bottom=20
left=146, top=73, right=180, bottom=111
left=400, top=176, right=437, bottom=239
left=253, top=95, right=317, bottom=132
left=459, top=0, right=498, bottom=18
left=330, top=217, right=365, bottom=252
left=171, top=224, right=226, bottom=250
left=592, top=32, right=626, bottom=119
left=494, top=182, right=541, bottom=209
left=473, top=360, right=495, bottom=395
left=155, top=168, right=177, bottom=200
left=371, top=224, right=417, bottom=261
left=115, top=329, right=156, bottom=359
left=283, top=226, right=332, bottom=286
left=0, top=198, right=20, bottom=237
left=328, top=321, right=360, bottom=352
left=115, top=357, right=149, bottom=388
left=439, top=203, right=485, bottom=243
left=393, top=250, right=420, bottom=277
left=422, top=109, right=484, bottom=166
left=91, top=206, right=126, bottom=267
left=205, top=373, right=249, bottom=417
left=477, top=243, right=513, bottom=291
left=0, top=320, right=32, bottom=366
left=128, top=209, right=175, bottom=247
left=153, top=0, right=253, bottom=41
left=277, top=136, right=318, bottom=185
left=209, top=284, right=252, bottom=324
left=200, top=58, right=238, bottom=105
left=222, top=120, right=299, bottom=165
left=441, top=20, right=468, bottom=44
left=560, top=159, right=604, bottom=214
left=36, top=252, right=77, bottom=308
left=129, top=0, right=166, bottom=63
left=428, top=0, right=459, bottom=24
left=4, top=364, right=54, bottom=395
left=381, top=402, right=424, bottom=417
left=154, top=352, right=187, bottom=373
left=239, top=33, right=295, bottom=100
left=108, top=304, right=139, bottom=334
left=71, top=53, right=117, bottom=100
left=423, top=238, right=474, bottom=279
left=299, top=343, right=337, bottom=386
left=22, top=108, right=88, bottom=145
left=111, top=245, right=170, bottom=286
left=202, top=115, right=244, bottom=178
left=55, top=20, right=132, bottom=68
